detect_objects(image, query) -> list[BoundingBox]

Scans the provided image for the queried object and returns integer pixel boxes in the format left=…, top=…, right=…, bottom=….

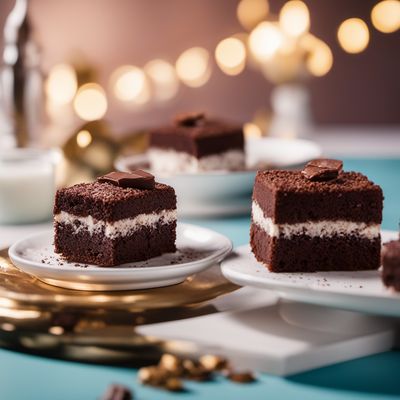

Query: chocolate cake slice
left=382, top=239, right=400, bottom=292
left=148, top=112, right=245, bottom=173
left=54, top=171, right=177, bottom=267
left=250, top=159, right=383, bottom=272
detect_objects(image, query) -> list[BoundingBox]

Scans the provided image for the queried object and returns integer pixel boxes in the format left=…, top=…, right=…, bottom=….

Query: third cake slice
left=250, top=159, right=383, bottom=272
left=148, top=112, right=245, bottom=174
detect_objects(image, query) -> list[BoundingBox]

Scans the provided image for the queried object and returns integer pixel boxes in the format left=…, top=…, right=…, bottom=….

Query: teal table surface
left=1, top=158, right=399, bottom=400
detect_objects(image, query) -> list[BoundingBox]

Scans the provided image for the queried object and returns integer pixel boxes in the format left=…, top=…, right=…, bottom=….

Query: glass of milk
left=0, top=148, right=60, bottom=224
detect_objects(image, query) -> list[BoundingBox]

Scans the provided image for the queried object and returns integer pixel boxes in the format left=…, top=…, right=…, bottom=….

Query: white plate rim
left=8, top=223, right=233, bottom=278
left=221, top=230, right=400, bottom=316
left=115, top=137, right=322, bottom=178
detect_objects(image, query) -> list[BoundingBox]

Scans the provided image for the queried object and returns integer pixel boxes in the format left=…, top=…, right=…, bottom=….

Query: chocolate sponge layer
left=55, top=221, right=177, bottom=267
left=149, top=119, right=244, bottom=158
left=252, top=170, right=383, bottom=224
left=54, top=181, right=176, bottom=222
left=250, top=224, right=381, bottom=273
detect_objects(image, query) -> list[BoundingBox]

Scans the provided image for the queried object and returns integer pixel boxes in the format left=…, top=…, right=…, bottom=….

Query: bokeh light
left=49, top=326, right=64, bottom=335
left=279, top=1, right=310, bottom=37
left=260, top=48, right=305, bottom=84
left=215, top=37, right=246, bottom=76
left=76, top=130, right=92, bottom=148
left=371, top=0, right=400, bottom=33
left=73, top=83, right=108, bottom=121
left=249, top=22, right=283, bottom=62
left=144, top=59, right=179, bottom=101
left=243, top=122, right=262, bottom=138
left=45, top=64, right=77, bottom=105
left=306, top=39, right=333, bottom=77
left=237, top=0, right=269, bottom=31
left=176, top=47, right=211, bottom=87
left=111, top=66, right=150, bottom=104
left=337, top=18, right=370, bottom=54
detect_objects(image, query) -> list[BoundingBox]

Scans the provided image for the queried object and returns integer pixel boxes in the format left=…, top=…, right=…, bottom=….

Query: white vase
left=269, top=83, right=314, bottom=139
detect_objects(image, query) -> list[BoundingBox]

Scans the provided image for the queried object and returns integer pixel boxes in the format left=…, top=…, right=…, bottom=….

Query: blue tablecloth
left=1, top=158, right=399, bottom=400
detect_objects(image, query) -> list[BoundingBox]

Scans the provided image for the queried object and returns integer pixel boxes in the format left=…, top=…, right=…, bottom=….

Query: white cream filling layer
left=251, top=201, right=380, bottom=239
left=54, top=209, right=177, bottom=239
left=148, top=148, right=245, bottom=174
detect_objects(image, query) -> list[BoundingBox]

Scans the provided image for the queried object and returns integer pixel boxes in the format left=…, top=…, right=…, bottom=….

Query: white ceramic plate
left=115, top=137, right=322, bottom=217
left=9, top=223, right=232, bottom=292
left=221, top=231, right=400, bottom=317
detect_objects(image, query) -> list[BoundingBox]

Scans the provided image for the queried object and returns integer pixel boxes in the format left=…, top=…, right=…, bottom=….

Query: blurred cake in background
left=148, top=112, right=245, bottom=174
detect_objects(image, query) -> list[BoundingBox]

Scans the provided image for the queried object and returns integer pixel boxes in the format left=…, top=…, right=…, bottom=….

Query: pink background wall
left=0, top=0, right=399, bottom=133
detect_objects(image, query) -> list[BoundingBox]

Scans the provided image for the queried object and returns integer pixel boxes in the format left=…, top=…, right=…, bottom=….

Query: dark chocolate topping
left=54, top=181, right=176, bottom=221
left=98, top=170, right=155, bottom=189
left=308, top=159, right=343, bottom=170
left=253, top=170, right=383, bottom=224
left=174, top=111, right=205, bottom=127
left=302, top=159, right=343, bottom=182
left=302, top=165, right=339, bottom=181
left=255, top=170, right=379, bottom=192
left=149, top=116, right=244, bottom=158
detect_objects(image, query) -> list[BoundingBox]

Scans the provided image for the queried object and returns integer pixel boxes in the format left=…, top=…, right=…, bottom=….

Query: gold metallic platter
left=0, top=248, right=237, bottom=312
left=0, top=248, right=238, bottom=364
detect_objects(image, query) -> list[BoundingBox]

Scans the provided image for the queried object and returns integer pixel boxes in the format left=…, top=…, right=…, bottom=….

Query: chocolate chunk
left=165, top=377, right=184, bottom=392
left=308, top=159, right=343, bottom=171
left=182, top=359, right=212, bottom=381
left=100, top=384, right=132, bottom=400
left=199, top=355, right=228, bottom=371
left=174, top=112, right=205, bottom=127
left=98, top=170, right=155, bottom=189
left=226, top=371, right=256, bottom=383
left=138, top=366, right=169, bottom=385
left=159, top=354, right=183, bottom=375
left=302, top=165, right=339, bottom=181
left=302, top=158, right=343, bottom=181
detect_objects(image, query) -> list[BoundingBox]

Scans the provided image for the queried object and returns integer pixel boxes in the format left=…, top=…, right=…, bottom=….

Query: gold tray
left=0, top=248, right=238, bottom=365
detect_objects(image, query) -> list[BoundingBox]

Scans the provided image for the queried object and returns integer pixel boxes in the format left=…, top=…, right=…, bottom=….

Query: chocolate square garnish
left=98, top=170, right=155, bottom=189
left=174, top=111, right=205, bottom=127
left=302, top=158, right=343, bottom=181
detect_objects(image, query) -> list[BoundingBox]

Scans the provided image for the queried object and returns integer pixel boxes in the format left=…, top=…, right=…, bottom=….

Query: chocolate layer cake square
left=148, top=112, right=245, bottom=173
left=250, top=159, right=383, bottom=272
left=54, top=171, right=177, bottom=267
left=382, top=239, right=400, bottom=292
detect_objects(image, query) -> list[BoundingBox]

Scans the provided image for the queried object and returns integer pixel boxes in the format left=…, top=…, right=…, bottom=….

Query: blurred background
left=0, top=0, right=399, bottom=131
left=0, top=0, right=399, bottom=186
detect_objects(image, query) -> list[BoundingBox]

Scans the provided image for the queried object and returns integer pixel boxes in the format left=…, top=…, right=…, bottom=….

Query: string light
left=279, top=1, right=310, bottom=37
left=237, top=0, right=269, bottom=31
left=176, top=47, right=211, bottom=87
left=144, top=59, right=179, bottom=101
left=337, top=18, right=370, bottom=54
left=48, top=2, right=369, bottom=120
left=249, top=22, right=283, bottom=62
left=76, top=130, right=92, bottom=148
left=73, top=83, right=108, bottom=121
left=215, top=37, right=246, bottom=76
left=306, top=39, right=333, bottom=77
left=243, top=122, right=262, bottom=138
left=45, top=64, right=77, bottom=105
left=111, top=66, right=150, bottom=104
left=371, top=0, right=400, bottom=33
